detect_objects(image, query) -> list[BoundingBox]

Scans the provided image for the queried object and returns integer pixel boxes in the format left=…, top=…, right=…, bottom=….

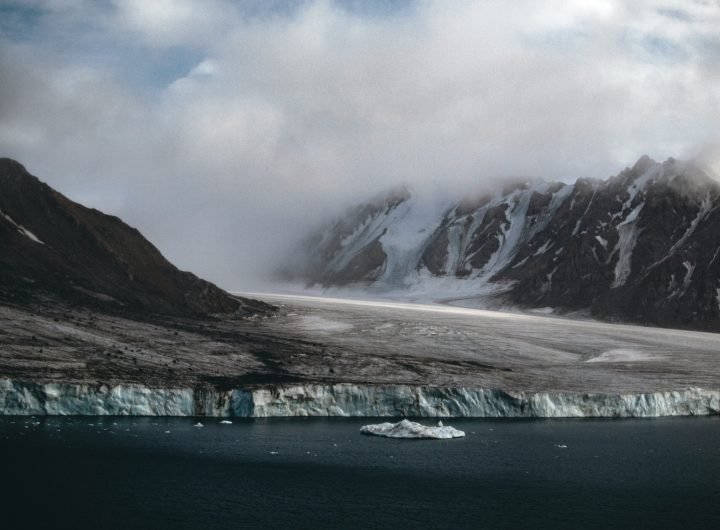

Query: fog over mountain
left=1, top=1, right=718, bottom=290
left=284, top=155, right=720, bottom=330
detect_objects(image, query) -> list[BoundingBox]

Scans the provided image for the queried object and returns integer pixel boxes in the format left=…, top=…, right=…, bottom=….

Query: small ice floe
left=219, top=420, right=232, bottom=424
left=193, top=422, right=204, bottom=428
left=556, top=444, right=568, bottom=449
left=270, top=451, right=279, bottom=455
left=164, top=431, right=171, bottom=434
left=360, top=419, right=465, bottom=439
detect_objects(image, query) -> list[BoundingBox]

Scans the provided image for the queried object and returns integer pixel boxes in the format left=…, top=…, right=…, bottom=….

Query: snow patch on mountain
left=1, top=208, right=44, bottom=245
left=682, top=261, right=695, bottom=288
left=612, top=202, right=644, bottom=288
left=375, top=197, right=450, bottom=288
left=674, top=197, right=711, bottom=253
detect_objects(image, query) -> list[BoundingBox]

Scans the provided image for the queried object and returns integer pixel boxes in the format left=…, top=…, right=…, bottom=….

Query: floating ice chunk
left=556, top=444, right=568, bottom=449
left=219, top=420, right=232, bottom=424
left=194, top=422, right=204, bottom=428
left=360, top=419, right=465, bottom=439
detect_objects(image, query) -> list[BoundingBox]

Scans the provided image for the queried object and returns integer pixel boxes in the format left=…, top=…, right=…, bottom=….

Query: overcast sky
left=1, top=0, right=719, bottom=289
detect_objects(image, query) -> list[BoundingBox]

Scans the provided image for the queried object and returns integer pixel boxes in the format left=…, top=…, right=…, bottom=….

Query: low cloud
left=1, top=0, right=718, bottom=289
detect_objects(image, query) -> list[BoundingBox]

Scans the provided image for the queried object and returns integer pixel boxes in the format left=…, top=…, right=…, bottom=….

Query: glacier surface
left=1, top=379, right=718, bottom=418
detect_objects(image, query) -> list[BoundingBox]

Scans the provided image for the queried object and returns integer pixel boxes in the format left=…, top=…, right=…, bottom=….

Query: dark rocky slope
left=0, top=158, right=264, bottom=317
left=285, top=156, right=720, bottom=331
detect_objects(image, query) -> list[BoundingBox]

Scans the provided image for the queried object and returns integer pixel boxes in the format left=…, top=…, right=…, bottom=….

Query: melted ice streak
left=360, top=419, right=465, bottom=439
left=328, top=197, right=449, bottom=286
left=612, top=202, right=644, bottom=287
left=0, top=209, right=44, bottom=245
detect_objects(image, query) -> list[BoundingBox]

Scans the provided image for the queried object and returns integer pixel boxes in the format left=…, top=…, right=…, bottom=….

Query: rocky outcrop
left=0, top=158, right=266, bottom=316
left=2, top=379, right=718, bottom=418
left=286, top=156, right=720, bottom=331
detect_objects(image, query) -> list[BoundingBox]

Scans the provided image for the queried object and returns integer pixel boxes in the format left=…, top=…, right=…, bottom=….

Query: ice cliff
left=1, top=379, right=718, bottom=418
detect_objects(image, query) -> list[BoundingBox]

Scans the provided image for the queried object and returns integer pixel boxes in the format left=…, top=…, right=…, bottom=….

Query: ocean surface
left=1, top=416, right=718, bottom=529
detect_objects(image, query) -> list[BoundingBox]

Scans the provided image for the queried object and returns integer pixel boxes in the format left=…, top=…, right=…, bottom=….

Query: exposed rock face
left=287, top=156, right=720, bottom=331
left=1, top=379, right=718, bottom=418
left=289, top=187, right=411, bottom=285
left=0, top=158, right=263, bottom=316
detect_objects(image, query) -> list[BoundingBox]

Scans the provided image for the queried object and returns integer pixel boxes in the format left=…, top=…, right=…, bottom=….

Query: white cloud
left=0, top=0, right=718, bottom=288
left=110, top=0, right=233, bottom=47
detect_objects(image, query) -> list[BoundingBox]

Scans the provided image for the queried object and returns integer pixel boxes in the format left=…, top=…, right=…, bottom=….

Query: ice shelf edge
left=0, top=379, right=718, bottom=417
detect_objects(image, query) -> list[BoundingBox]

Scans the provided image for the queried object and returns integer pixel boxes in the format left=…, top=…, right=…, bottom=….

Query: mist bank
left=2, top=380, right=718, bottom=418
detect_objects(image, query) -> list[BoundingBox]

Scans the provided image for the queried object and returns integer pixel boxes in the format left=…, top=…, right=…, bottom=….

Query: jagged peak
left=359, top=184, right=412, bottom=208
left=631, top=154, right=658, bottom=174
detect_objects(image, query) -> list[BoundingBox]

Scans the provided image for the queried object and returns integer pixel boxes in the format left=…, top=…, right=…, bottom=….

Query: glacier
left=1, top=379, right=718, bottom=418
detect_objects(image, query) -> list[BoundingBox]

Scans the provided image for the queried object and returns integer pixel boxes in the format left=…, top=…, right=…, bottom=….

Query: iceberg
left=360, top=419, right=465, bottom=439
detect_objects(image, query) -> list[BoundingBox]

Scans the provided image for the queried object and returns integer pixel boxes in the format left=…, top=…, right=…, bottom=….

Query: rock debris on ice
left=360, top=419, right=465, bottom=439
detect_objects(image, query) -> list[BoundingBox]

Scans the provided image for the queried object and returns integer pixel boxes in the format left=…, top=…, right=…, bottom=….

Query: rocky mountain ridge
left=285, top=156, right=720, bottom=331
left=0, top=158, right=264, bottom=317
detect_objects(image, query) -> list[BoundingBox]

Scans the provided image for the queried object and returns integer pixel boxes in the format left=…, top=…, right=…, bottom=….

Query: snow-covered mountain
left=284, top=156, right=720, bottom=331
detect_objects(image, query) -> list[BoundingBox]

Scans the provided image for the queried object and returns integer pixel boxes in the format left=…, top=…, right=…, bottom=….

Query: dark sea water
left=1, top=416, right=718, bottom=529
